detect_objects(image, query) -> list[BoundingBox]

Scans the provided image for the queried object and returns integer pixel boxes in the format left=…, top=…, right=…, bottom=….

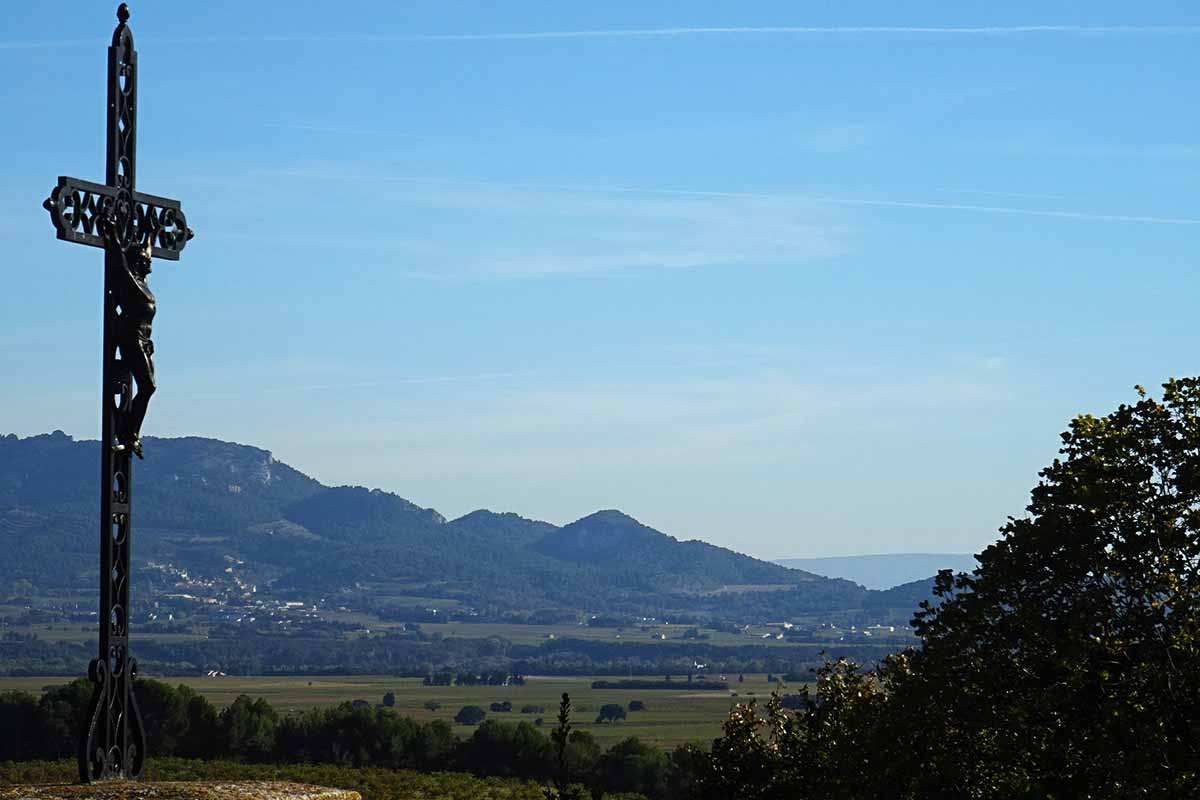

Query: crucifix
left=41, top=4, right=195, bottom=782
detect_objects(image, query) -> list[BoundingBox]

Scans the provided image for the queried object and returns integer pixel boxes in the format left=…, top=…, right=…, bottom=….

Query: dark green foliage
left=3, top=627, right=901, bottom=677
left=595, top=704, right=626, bottom=724
left=29, top=679, right=92, bottom=760
left=177, top=687, right=221, bottom=758
left=220, top=695, right=278, bottom=761
left=533, top=510, right=825, bottom=593
left=454, top=705, right=487, bottom=725
left=447, top=509, right=557, bottom=548
left=275, top=704, right=454, bottom=770
left=1, top=681, right=700, bottom=798
left=627, top=700, right=646, bottom=712
left=550, top=693, right=573, bottom=793
left=596, top=738, right=670, bottom=798
left=693, top=380, right=1200, bottom=799
left=382, top=691, right=395, bottom=707
left=458, top=719, right=552, bottom=780
left=286, top=486, right=445, bottom=545
left=134, top=679, right=193, bottom=757
left=0, top=690, right=39, bottom=760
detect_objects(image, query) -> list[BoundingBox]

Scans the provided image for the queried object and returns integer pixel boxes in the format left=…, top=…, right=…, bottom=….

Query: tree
left=547, top=692, right=588, bottom=800
left=220, top=695, right=278, bottom=762
left=563, top=729, right=601, bottom=785
left=550, top=692, right=571, bottom=784
left=696, top=381, right=1200, bottom=800
left=178, top=687, right=221, bottom=759
left=668, top=743, right=707, bottom=800
left=695, top=380, right=1200, bottom=798
left=134, top=680, right=193, bottom=757
left=628, top=700, right=646, bottom=712
left=413, top=718, right=456, bottom=768
left=382, top=691, right=396, bottom=707
left=0, top=691, right=39, bottom=761
left=454, top=705, right=487, bottom=725
left=890, top=379, right=1200, bottom=795
left=695, top=666, right=886, bottom=800
left=458, top=719, right=551, bottom=779
left=597, top=736, right=670, bottom=797
left=31, top=679, right=92, bottom=761
left=595, top=703, right=627, bottom=724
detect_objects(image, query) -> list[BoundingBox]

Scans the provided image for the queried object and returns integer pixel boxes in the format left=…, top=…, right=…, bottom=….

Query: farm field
left=408, top=620, right=811, bottom=647
left=342, top=619, right=905, bottom=647
left=3, top=623, right=209, bottom=644
left=0, top=673, right=798, bottom=748
left=6, top=618, right=909, bottom=648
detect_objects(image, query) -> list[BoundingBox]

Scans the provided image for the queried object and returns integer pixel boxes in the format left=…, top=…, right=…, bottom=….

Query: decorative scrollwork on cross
left=44, top=177, right=193, bottom=260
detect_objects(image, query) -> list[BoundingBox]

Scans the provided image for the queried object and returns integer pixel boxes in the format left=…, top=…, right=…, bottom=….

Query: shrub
left=453, top=705, right=487, bottom=725
left=595, top=704, right=626, bottom=724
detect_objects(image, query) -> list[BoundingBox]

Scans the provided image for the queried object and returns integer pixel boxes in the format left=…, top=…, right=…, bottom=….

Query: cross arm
left=43, top=176, right=194, bottom=261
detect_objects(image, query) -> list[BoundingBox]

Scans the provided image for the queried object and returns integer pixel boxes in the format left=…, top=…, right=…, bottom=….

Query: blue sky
left=2, top=1, right=1198, bottom=559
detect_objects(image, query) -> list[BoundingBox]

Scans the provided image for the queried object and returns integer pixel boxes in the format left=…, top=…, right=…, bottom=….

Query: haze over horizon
left=3, top=1, right=1198, bottom=560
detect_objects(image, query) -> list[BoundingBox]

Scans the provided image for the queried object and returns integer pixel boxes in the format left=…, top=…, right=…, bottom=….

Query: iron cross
left=41, top=4, right=195, bottom=782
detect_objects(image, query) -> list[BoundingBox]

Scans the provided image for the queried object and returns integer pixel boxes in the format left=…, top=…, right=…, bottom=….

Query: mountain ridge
left=775, top=553, right=979, bottom=590
left=0, top=432, right=929, bottom=622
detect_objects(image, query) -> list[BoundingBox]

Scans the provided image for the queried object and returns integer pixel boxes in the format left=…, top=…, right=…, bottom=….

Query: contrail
left=185, top=370, right=541, bottom=400
left=6, top=25, right=1200, bottom=49
left=261, top=169, right=1200, bottom=227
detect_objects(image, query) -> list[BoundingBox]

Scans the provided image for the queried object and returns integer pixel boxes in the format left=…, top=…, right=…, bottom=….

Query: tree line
left=0, top=629, right=897, bottom=679
left=0, top=680, right=696, bottom=799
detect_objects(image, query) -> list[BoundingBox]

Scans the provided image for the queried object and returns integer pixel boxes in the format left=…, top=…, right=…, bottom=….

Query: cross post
left=41, top=4, right=195, bottom=782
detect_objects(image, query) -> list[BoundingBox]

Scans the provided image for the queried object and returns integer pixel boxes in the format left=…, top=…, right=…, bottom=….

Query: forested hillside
left=0, top=431, right=926, bottom=622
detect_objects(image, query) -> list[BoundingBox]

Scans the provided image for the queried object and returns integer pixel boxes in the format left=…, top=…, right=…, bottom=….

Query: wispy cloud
left=262, top=123, right=422, bottom=139
left=184, top=369, right=542, bottom=400
left=205, top=168, right=850, bottom=278
left=8, top=25, right=1200, bottom=50
left=260, top=169, right=1200, bottom=227
left=970, top=136, right=1200, bottom=161
left=199, top=359, right=1014, bottom=484
left=794, top=123, right=877, bottom=154
left=931, top=187, right=1069, bottom=201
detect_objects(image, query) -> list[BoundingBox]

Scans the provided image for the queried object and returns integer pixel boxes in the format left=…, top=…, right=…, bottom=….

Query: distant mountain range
left=774, top=554, right=979, bottom=591
left=0, top=432, right=935, bottom=623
